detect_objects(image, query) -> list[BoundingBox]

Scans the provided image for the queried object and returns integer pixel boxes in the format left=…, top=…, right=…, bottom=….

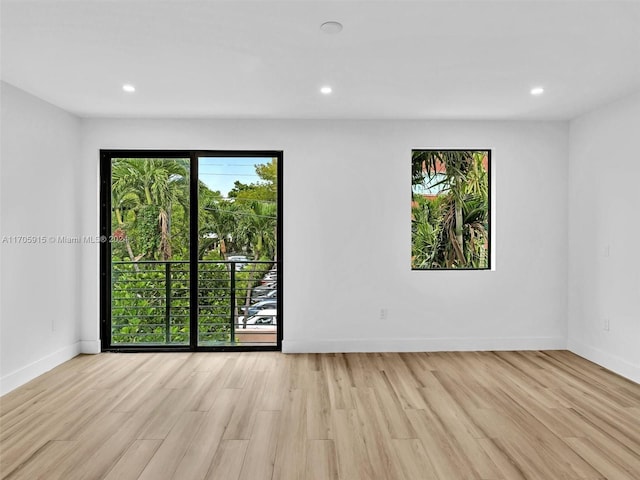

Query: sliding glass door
left=106, top=154, right=191, bottom=346
left=197, top=155, right=279, bottom=347
left=100, top=150, right=281, bottom=351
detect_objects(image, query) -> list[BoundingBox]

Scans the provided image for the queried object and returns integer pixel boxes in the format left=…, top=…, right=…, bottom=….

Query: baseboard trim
left=0, top=342, right=81, bottom=396
left=568, top=339, right=639, bottom=384
left=80, top=340, right=101, bottom=354
left=282, top=336, right=566, bottom=354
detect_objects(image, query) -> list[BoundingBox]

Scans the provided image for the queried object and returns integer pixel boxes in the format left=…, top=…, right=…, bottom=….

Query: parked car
left=241, top=299, right=277, bottom=316
left=253, top=282, right=277, bottom=295
left=236, top=309, right=277, bottom=329
left=245, top=309, right=277, bottom=328
left=228, top=255, right=249, bottom=270
left=252, top=288, right=277, bottom=301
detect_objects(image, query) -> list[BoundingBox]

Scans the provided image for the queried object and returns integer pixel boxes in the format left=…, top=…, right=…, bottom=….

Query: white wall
left=8, top=84, right=640, bottom=390
left=0, top=83, right=82, bottom=394
left=568, top=90, right=640, bottom=383
left=81, top=118, right=569, bottom=353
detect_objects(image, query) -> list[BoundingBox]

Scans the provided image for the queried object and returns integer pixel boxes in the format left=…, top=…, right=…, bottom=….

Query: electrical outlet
left=603, top=318, right=610, bottom=331
left=380, top=308, right=388, bottom=320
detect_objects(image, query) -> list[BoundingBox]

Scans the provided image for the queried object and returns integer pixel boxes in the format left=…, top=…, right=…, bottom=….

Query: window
left=411, top=149, right=491, bottom=270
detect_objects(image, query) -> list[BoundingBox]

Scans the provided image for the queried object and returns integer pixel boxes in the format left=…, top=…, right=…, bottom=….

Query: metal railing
left=110, top=260, right=277, bottom=346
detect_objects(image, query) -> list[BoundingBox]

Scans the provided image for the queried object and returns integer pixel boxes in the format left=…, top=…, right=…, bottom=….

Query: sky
left=198, top=157, right=271, bottom=197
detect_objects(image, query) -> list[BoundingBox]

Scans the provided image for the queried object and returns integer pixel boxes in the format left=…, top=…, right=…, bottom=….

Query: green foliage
left=255, top=159, right=277, bottom=184
left=411, top=195, right=444, bottom=268
left=411, top=151, right=489, bottom=269
left=197, top=262, right=234, bottom=344
left=111, top=158, right=189, bottom=261
left=228, top=158, right=277, bottom=201
left=200, top=198, right=276, bottom=261
left=109, top=157, right=278, bottom=345
left=137, top=204, right=161, bottom=258
left=111, top=260, right=274, bottom=345
left=111, top=264, right=190, bottom=344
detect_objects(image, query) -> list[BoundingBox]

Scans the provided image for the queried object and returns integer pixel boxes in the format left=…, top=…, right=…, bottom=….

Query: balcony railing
left=110, top=260, right=277, bottom=346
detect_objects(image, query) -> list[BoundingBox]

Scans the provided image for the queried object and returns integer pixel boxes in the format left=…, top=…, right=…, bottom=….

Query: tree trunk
left=241, top=269, right=257, bottom=328
left=115, top=207, right=139, bottom=271
left=158, top=209, right=171, bottom=261
left=144, top=186, right=153, bottom=205
left=125, top=239, right=140, bottom=272
left=219, top=238, right=227, bottom=260
left=454, top=200, right=465, bottom=263
left=115, top=207, right=124, bottom=226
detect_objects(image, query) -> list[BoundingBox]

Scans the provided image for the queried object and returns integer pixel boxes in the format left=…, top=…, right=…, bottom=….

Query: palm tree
left=411, top=150, right=488, bottom=268
left=111, top=158, right=189, bottom=261
left=411, top=195, right=443, bottom=268
left=200, top=199, right=240, bottom=260
left=229, top=200, right=276, bottom=326
left=237, top=200, right=277, bottom=260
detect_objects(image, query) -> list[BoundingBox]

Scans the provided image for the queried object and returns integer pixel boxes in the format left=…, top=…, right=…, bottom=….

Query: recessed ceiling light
left=122, top=84, right=136, bottom=93
left=320, top=21, right=343, bottom=34
left=320, top=86, right=332, bottom=95
left=530, top=86, right=544, bottom=96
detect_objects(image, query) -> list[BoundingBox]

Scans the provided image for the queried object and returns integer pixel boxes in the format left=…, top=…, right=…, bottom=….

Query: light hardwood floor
left=1, top=351, right=639, bottom=479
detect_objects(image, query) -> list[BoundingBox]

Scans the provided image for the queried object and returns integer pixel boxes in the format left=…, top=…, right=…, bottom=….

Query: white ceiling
left=2, top=0, right=640, bottom=120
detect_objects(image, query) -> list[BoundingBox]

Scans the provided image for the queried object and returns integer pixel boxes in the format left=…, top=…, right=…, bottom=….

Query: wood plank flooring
left=1, top=350, right=639, bottom=479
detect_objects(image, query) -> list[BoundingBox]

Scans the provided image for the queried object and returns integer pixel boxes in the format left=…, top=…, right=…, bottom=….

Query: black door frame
left=100, top=149, right=283, bottom=352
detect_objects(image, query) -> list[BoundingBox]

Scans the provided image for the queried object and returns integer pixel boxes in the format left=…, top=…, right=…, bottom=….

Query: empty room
left=1, top=1, right=639, bottom=479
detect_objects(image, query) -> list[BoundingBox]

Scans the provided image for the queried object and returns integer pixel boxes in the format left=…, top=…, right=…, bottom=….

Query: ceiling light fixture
left=320, top=21, right=343, bottom=34
left=530, top=86, right=544, bottom=96
left=320, top=86, right=332, bottom=95
left=122, top=84, right=136, bottom=93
